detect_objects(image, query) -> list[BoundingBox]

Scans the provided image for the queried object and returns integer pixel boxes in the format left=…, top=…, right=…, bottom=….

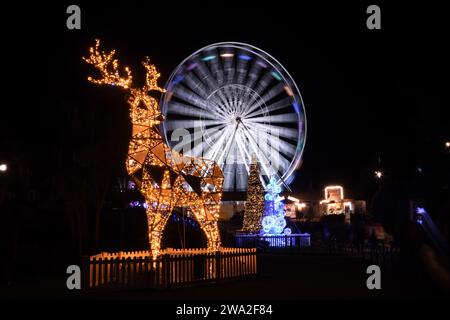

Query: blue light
left=129, top=201, right=146, bottom=208
left=238, top=54, right=252, bottom=61
left=293, top=102, right=300, bottom=113
left=271, top=71, right=282, bottom=81
left=264, top=194, right=273, bottom=201
left=201, top=55, right=216, bottom=62
left=127, top=180, right=136, bottom=190
left=261, top=175, right=288, bottom=235
left=416, top=207, right=426, bottom=214
left=173, top=74, right=184, bottom=84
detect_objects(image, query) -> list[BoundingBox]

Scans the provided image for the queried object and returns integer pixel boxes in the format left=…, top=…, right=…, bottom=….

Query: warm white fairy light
left=84, top=40, right=223, bottom=259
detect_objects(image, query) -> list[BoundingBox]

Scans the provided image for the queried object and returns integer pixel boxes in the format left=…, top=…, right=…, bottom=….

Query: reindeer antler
left=83, top=39, right=133, bottom=89
left=142, top=57, right=166, bottom=93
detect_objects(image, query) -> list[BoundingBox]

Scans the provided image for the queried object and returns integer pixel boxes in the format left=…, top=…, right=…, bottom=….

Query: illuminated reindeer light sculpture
left=83, top=40, right=223, bottom=258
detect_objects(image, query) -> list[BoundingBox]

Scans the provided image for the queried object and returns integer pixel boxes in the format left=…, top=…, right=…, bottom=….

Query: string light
left=242, top=156, right=264, bottom=233
left=261, top=176, right=287, bottom=235
left=84, top=39, right=223, bottom=259
left=82, top=39, right=132, bottom=89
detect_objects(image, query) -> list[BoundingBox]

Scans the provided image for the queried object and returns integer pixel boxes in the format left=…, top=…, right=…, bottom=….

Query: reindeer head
left=83, top=39, right=166, bottom=125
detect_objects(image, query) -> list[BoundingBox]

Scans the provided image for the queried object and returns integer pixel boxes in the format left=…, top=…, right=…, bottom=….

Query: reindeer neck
left=127, top=97, right=164, bottom=142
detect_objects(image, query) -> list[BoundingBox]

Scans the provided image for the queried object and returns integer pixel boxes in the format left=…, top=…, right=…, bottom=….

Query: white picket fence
left=82, top=247, right=258, bottom=289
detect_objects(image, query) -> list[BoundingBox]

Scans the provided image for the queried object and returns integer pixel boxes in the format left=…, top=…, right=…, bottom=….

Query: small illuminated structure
left=261, top=176, right=287, bottom=235
left=284, top=195, right=307, bottom=219
left=320, top=185, right=353, bottom=219
left=84, top=40, right=224, bottom=259
left=445, top=141, right=450, bottom=149
left=0, top=163, right=7, bottom=172
left=240, top=176, right=312, bottom=248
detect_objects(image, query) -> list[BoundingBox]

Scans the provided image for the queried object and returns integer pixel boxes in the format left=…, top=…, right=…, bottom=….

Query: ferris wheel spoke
left=235, top=132, right=251, bottom=165
left=241, top=63, right=266, bottom=107
left=224, top=61, right=235, bottom=85
left=166, top=101, right=220, bottom=120
left=208, top=98, right=232, bottom=119
left=165, top=119, right=223, bottom=131
left=234, top=133, right=254, bottom=188
left=198, top=123, right=228, bottom=149
left=182, top=72, right=213, bottom=100
left=236, top=132, right=267, bottom=188
left=276, top=138, right=298, bottom=159
left=236, top=60, right=250, bottom=85
left=241, top=125, right=291, bottom=177
left=244, top=63, right=264, bottom=90
left=242, top=122, right=293, bottom=166
left=208, top=51, right=224, bottom=86
left=245, top=96, right=293, bottom=118
left=245, top=113, right=299, bottom=123
left=213, top=89, right=235, bottom=116
left=243, top=83, right=285, bottom=118
left=204, top=125, right=234, bottom=161
left=215, top=125, right=239, bottom=165
left=245, top=121, right=299, bottom=141
left=191, top=126, right=225, bottom=158
left=250, top=71, right=274, bottom=99
left=239, top=125, right=276, bottom=178
left=223, top=163, right=235, bottom=190
left=171, top=86, right=220, bottom=116
left=195, top=60, right=219, bottom=91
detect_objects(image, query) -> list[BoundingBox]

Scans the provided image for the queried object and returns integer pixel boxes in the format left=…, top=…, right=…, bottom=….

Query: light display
left=242, top=157, right=264, bottom=233
left=324, top=185, right=344, bottom=201
left=83, top=40, right=224, bottom=259
left=261, top=176, right=287, bottom=235
left=160, top=42, right=307, bottom=192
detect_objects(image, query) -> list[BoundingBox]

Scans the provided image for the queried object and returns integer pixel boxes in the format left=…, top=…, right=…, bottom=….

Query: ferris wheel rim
left=160, top=41, right=307, bottom=189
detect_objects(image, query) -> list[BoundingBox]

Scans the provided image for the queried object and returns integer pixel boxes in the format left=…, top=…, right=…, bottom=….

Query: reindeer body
left=84, top=40, right=223, bottom=258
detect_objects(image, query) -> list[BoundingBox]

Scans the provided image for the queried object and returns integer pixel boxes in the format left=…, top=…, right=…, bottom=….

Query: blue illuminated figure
left=261, top=176, right=287, bottom=235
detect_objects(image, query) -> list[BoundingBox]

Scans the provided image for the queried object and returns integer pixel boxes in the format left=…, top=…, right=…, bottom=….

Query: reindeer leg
left=146, top=207, right=172, bottom=259
left=191, top=205, right=221, bottom=251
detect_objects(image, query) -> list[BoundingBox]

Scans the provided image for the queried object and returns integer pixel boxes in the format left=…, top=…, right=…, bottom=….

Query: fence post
left=161, top=254, right=169, bottom=288
left=215, top=251, right=221, bottom=283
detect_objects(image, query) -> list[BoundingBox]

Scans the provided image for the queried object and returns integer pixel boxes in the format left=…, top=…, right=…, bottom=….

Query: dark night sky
left=1, top=1, right=449, bottom=200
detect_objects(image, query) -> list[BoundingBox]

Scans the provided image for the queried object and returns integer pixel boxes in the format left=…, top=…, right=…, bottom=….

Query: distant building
left=220, top=185, right=366, bottom=222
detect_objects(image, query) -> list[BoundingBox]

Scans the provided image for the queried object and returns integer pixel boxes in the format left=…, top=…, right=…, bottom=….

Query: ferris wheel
left=160, top=42, right=306, bottom=192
